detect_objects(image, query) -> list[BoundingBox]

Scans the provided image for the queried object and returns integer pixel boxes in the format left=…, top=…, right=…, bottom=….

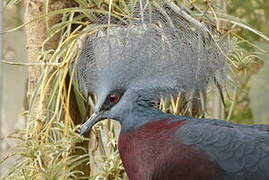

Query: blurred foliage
left=249, top=42, right=269, bottom=124
left=226, top=0, right=269, bottom=123
left=1, top=0, right=269, bottom=179
left=227, top=0, right=269, bottom=41
left=3, top=0, right=22, bottom=8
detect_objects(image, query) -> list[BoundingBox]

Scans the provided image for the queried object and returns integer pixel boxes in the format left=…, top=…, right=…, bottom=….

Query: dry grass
left=1, top=0, right=268, bottom=179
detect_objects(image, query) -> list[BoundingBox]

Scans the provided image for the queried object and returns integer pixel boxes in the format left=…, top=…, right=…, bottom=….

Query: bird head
left=76, top=8, right=227, bottom=135
left=80, top=82, right=159, bottom=134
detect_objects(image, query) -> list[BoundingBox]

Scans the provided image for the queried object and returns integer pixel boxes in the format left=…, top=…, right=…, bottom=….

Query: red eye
left=109, top=94, right=119, bottom=103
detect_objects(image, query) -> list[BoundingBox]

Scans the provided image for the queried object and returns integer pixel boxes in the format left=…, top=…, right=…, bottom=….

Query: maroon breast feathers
left=118, top=119, right=223, bottom=180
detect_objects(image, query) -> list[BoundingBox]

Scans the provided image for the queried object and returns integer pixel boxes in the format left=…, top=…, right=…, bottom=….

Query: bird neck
left=120, top=107, right=181, bottom=133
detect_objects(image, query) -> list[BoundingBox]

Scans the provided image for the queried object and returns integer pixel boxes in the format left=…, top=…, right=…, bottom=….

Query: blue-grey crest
left=74, top=2, right=226, bottom=134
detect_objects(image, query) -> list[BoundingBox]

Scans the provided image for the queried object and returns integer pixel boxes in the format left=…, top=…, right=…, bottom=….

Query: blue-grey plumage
left=75, top=2, right=269, bottom=180
left=76, top=21, right=226, bottom=99
left=175, top=118, right=269, bottom=179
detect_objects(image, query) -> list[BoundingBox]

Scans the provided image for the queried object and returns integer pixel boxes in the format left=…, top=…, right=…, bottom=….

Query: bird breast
left=118, top=119, right=223, bottom=180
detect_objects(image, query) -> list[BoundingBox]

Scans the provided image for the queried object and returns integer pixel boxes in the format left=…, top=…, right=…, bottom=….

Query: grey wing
left=176, top=121, right=269, bottom=180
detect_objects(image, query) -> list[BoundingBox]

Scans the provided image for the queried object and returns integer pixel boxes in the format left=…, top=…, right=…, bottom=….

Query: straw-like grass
left=1, top=0, right=268, bottom=179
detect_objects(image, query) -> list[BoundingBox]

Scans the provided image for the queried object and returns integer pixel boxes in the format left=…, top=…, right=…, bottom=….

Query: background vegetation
left=1, top=0, right=268, bottom=179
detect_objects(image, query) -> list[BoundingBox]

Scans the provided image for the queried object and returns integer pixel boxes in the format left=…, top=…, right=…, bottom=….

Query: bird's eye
left=109, top=94, right=119, bottom=103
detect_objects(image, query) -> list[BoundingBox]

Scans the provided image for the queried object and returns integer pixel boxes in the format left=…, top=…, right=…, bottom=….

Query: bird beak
left=80, top=112, right=104, bottom=135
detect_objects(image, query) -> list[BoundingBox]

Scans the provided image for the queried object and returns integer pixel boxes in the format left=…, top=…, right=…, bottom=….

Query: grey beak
left=80, top=112, right=104, bottom=135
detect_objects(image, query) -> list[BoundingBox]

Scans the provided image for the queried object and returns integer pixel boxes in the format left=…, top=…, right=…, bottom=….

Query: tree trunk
left=24, top=0, right=91, bottom=177
left=24, top=0, right=72, bottom=117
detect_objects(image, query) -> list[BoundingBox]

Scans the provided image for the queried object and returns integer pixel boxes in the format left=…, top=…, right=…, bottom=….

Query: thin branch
left=165, top=0, right=210, bottom=33
left=2, top=60, right=61, bottom=67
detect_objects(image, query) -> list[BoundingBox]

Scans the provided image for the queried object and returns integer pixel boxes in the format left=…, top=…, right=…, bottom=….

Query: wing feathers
left=176, top=120, right=269, bottom=179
